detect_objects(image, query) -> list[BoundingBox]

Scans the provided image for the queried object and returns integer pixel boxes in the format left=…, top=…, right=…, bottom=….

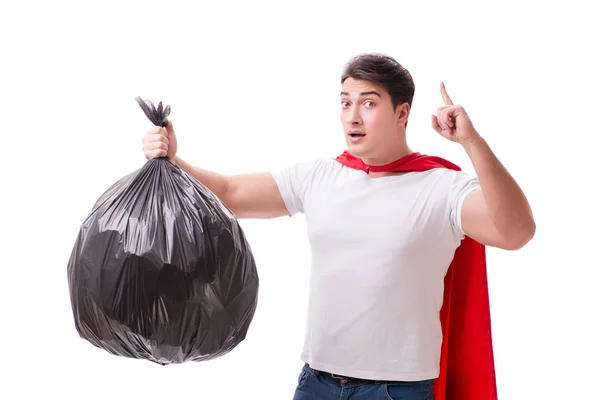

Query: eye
left=341, top=101, right=350, bottom=108
left=364, top=101, right=375, bottom=107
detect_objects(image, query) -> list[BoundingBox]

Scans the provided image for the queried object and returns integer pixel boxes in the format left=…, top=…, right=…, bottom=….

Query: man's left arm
left=460, top=138, right=536, bottom=250
left=432, top=82, right=536, bottom=250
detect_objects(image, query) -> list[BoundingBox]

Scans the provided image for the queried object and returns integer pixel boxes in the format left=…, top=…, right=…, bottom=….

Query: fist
left=142, top=120, right=177, bottom=160
left=431, top=82, right=480, bottom=146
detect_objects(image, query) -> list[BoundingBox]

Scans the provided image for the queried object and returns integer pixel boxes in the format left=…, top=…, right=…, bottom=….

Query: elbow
left=503, top=218, right=536, bottom=250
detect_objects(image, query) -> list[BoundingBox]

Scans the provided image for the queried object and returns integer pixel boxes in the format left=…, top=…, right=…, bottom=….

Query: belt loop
left=305, top=363, right=320, bottom=377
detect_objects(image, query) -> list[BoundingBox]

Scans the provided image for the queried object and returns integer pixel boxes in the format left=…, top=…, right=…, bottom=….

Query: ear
left=396, top=102, right=410, bottom=124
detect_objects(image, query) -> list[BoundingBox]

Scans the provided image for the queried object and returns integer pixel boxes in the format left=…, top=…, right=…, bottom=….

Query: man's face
left=340, top=78, right=408, bottom=162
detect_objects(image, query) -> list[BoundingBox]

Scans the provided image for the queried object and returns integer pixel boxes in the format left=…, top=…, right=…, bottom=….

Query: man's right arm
left=173, top=156, right=290, bottom=219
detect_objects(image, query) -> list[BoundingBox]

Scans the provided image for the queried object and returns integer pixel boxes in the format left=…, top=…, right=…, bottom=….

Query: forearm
left=171, top=156, right=288, bottom=219
left=463, top=137, right=536, bottom=241
left=172, top=155, right=231, bottom=202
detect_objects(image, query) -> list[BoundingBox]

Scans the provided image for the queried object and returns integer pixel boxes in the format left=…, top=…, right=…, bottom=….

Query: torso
left=294, top=159, right=472, bottom=381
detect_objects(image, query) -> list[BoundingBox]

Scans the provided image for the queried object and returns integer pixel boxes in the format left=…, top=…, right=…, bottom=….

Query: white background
left=1, top=1, right=599, bottom=399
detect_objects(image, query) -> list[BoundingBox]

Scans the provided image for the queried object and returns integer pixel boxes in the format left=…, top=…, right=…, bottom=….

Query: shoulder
left=406, top=167, right=474, bottom=189
left=407, top=168, right=479, bottom=211
left=270, top=158, right=343, bottom=193
left=426, top=167, right=478, bottom=188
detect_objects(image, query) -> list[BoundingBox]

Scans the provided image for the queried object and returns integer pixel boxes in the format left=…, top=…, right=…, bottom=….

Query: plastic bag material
left=67, top=97, right=259, bottom=365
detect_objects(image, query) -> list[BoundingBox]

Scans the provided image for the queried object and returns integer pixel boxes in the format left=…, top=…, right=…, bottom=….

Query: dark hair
left=341, top=53, right=415, bottom=111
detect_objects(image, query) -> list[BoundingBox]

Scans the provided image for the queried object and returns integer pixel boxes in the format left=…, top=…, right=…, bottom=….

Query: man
left=142, top=53, right=535, bottom=400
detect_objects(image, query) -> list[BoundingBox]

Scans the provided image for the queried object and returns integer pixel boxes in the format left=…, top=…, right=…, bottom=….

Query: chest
left=303, top=175, right=449, bottom=251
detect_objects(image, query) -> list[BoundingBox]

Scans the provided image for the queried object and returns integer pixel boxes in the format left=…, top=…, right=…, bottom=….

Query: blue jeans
left=292, top=363, right=435, bottom=400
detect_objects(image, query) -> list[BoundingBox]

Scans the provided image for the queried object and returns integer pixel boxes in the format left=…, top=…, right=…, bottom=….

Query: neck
left=360, top=144, right=413, bottom=166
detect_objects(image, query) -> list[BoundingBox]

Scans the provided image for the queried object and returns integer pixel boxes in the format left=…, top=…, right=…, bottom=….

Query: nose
left=345, top=105, right=362, bottom=126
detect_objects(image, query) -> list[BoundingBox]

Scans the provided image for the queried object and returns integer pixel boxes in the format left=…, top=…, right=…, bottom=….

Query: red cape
left=335, top=150, right=498, bottom=400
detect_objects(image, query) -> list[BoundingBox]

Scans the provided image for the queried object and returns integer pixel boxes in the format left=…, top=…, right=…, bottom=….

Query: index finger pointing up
left=440, top=82, right=454, bottom=105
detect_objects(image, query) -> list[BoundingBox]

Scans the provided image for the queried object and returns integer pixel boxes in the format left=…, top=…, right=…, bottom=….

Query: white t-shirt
left=271, top=158, right=480, bottom=381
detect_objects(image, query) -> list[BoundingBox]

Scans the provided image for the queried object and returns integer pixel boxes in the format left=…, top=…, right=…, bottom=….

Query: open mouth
left=348, top=132, right=366, bottom=143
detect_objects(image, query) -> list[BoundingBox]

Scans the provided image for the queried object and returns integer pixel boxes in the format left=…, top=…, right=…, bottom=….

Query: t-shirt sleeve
left=448, top=171, right=481, bottom=238
left=270, top=160, right=319, bottom=216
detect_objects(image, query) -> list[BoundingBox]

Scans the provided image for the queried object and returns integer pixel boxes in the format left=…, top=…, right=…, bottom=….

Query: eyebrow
left=340, top=90, right=382, bottom=98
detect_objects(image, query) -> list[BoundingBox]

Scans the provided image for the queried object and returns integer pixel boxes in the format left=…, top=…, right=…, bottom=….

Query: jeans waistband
left=305, top=363, right=381, bottom=385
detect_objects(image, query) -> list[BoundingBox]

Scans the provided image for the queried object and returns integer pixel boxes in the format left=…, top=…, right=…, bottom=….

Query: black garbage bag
left=67, top=98, right=259, bottom=365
